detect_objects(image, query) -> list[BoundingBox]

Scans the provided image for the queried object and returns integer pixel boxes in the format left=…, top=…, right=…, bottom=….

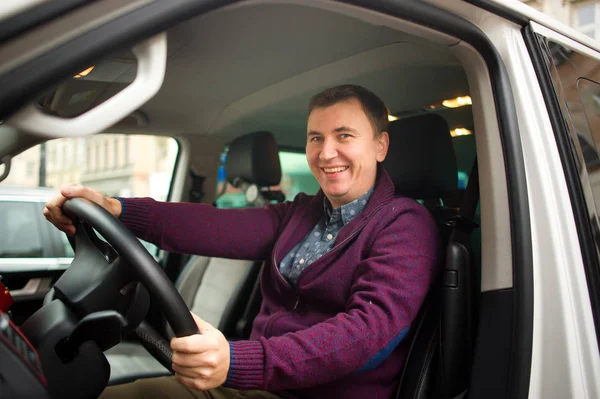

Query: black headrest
left=225, top=131, right=282, bottom=187
left=382, top=114, right=457, bottom=199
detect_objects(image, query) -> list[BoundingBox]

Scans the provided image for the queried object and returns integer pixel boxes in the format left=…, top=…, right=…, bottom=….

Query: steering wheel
left=24, top=198, right=198, bottom=398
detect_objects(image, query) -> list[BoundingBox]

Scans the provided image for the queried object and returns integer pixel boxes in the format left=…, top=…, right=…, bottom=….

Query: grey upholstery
left=164, top=257, right=255, bottom=339
left=188, top=258, right=254, bottom=328
left=175, top=255, right=210, bottom=308
left=105, top=342, right=168, bottom=382
left=105, top=132, right=281, bottom=384
left=105, top=257, right=254, bottom=383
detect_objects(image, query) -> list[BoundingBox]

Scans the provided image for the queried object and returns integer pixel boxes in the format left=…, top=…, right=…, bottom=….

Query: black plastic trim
left=0, top=0, right=534, bottom=396
left=522, top=25, right=600, bottom=349
left=0, top=0, right=94, bottom=43
left=469, top=288, right=513, bottom=399
left=464, top=0, right=529, bottom=26
left=340, top=2, right=533, bottom=397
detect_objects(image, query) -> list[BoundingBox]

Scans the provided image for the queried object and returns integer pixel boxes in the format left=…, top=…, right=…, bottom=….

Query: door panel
left=0, top=199, right=70, bottom=323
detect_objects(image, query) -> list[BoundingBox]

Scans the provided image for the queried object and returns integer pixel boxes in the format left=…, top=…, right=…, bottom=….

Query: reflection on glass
left=544, top=37, right=600, bottom=263
left=0, top=202, right=43, bottom=258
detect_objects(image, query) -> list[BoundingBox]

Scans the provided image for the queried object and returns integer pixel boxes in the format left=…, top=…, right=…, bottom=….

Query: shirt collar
left=323, top=186, right=375, bottom=226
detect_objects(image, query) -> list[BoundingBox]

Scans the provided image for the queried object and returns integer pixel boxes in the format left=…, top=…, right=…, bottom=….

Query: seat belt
left=450, top=157, right=480, bottom=346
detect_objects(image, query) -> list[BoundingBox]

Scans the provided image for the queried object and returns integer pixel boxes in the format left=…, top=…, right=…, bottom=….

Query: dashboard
left=0, top=311, right=49, bottom=398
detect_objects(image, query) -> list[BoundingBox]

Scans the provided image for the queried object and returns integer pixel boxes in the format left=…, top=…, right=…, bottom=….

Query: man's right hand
left=43, top=184, right=122, bottom=236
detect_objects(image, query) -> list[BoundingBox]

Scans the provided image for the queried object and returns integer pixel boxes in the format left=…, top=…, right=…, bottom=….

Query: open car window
left=0, top=133, right=179, bottom=256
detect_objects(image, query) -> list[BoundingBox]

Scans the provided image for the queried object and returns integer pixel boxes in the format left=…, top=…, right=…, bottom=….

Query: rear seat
left=105, top=131, right=283, bottom=384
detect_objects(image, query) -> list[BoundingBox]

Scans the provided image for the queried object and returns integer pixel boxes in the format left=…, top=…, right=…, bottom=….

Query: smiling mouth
left=322, top=166, right=349, bottom=173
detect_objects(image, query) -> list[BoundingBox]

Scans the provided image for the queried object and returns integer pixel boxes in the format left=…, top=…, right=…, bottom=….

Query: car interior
left=0, top=1, right=518, bottom=398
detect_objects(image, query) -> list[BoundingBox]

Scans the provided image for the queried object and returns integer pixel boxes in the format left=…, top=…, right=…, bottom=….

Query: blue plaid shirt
left=279, top=187, right=374, bottom=285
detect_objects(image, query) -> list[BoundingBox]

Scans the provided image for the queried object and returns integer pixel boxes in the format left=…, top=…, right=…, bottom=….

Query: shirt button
left=327, top=234, right=333, bottom=240
left=299, top=258, right=305, bottom=265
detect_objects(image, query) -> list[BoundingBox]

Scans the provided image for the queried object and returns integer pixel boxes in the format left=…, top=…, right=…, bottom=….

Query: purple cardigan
left=119, top=166, right=439, bottom=398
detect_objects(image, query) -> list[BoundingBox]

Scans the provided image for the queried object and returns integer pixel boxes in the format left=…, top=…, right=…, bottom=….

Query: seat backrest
left=172, top=131, right=282, bottom=334
left=383, top=114, right=477, bottom=399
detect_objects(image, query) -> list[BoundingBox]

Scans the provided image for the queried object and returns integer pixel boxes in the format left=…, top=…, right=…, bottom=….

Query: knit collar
left=273, top=164, right=397, bottom=270
left=323, top=186, right=375, bottom=226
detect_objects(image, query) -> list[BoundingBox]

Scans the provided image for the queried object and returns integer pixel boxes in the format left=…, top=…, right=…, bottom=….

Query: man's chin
left=323, top=189, right=350, bottom=204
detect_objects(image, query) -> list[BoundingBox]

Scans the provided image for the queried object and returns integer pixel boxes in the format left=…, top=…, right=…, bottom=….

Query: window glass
left=452, top=134, right=477, bottom=190
left=543, top=41, right=600, bottom=217
left=0, top=202, right=43, bottom=258
left=0, top=134, right=179, bottom=257
left=576, top=78, right=600, bottom=209
left=216, top=151, right=319, bottom=209
left=541, top=37, right=600, bottom=330
left=60, top=234, right=75, bottom=258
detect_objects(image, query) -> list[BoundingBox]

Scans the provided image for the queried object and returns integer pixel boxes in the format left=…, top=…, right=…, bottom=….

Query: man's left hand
left=171, top=313, right=230, bottom=391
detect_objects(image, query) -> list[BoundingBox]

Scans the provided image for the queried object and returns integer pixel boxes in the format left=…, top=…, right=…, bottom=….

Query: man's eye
left=339, top=134, right=351, bottom=139
left=309, top=137, right=322, bottom=142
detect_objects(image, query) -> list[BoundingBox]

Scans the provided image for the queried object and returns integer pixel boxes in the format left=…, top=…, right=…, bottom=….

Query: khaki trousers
left=99, top=376, right=281, bottom=399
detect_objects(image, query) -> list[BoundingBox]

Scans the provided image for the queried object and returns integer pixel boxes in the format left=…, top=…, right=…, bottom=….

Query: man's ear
left=376, top=132, right=390, bottom=162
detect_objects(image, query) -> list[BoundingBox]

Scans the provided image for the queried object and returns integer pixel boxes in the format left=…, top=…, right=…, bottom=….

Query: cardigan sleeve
left=226, top=201, right=440, bottom=390
left=117, top=197, right=292, bottom=261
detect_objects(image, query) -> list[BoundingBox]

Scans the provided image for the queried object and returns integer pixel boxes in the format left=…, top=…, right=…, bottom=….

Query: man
left=44, top=84, right=439, bottom=398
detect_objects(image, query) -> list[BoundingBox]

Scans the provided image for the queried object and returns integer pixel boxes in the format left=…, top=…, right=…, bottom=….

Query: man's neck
left=324, top=186, right=375, bottom=225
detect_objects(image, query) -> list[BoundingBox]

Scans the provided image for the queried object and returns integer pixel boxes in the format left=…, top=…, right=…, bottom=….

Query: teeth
left=323, top=167, right=348, bottom=173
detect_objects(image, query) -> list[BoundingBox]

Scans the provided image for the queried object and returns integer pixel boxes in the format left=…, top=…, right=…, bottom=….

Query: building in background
left=1, top=145, right=41, bottom=188
left=1, top=134, right=178, bottom=202
left=521, top=0, right=600, bottom=40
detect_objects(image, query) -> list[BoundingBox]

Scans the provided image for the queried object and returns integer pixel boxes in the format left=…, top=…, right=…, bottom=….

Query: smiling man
left=44, top=84, right=439, bottom=399
left=307, top=95, right=388, bottom=208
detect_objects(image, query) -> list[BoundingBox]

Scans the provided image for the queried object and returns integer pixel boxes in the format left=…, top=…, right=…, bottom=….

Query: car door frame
left=0, top=0, right=533, bottom=397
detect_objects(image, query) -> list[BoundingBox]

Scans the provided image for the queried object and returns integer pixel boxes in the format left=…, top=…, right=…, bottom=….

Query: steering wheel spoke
left=57, top=199, right=198, bottom=365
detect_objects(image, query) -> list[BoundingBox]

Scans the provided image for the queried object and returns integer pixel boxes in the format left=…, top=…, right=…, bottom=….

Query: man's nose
left=319, top=139, right=338, bottom=161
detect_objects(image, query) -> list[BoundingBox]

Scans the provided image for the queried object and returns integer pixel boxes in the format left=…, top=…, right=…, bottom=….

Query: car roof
left=0, top=1, right=472, bottom=153
left=0, top=185, right=56, bottom=201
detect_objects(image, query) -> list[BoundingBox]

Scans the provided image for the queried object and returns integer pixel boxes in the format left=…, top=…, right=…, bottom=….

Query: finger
left=191, top=312, right=213, bottom=332
left=60, top=184, right=86, bottom=199
left=61, top=223, right=77, bottom=236
left=45, top=195, right=68, bottom=214
left=171, top=363, right=201, bottom=378
left=172, top=351, right=219, bottom=368
left=172, top=351, right=198, bottom=367
left=48, top=221, right=76, bottom=236
left=174, top=373, right=209, bottom=391
left=44, top=206, right=73, bottom=226
left=44, top=204, right=74, bottom=228
left=46, top=195, right=67, bottom=219
left=170, top=334, right=212, bottom=353
left=61, top=184, right=106, bottom=206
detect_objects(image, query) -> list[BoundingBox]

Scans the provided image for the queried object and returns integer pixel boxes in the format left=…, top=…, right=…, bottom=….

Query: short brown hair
left=308, top=84, right=389, bottom=136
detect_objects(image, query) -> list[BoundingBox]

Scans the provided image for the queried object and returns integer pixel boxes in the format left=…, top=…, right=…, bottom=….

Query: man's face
left=306, top=99, right=389, bottom=208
